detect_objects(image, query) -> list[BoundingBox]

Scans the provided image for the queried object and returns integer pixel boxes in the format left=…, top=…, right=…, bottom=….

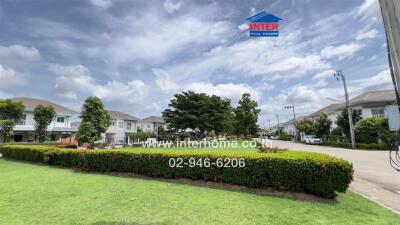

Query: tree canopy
left=336, top=109, right=362, bottom=138
left=77, top=97, right=111, bottom=147
left=0, top=99, right=25, bottom=142
left=33, top=105, right=56, bottom=143
left=234, top=93, right=260, bottom=137
left=162, top=91, right=233, bottom=138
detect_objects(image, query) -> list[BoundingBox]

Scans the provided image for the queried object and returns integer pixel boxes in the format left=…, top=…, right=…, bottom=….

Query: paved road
left=271, top=140, right=400, bottom=214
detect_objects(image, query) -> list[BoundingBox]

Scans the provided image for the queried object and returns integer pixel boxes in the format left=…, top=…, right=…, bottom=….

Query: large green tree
left=234, top=93, right=261, bottom=138
left=296, top=118, right=316, bottom=135
left=355, top=117, right=389, bottom=144
left=0, top=99, right=25, bottom=143
left=315, top=113, right=332, bottom=137
left=77, top=97, right=111, bottom=147
left=162, top=91, right=233, bottom=138
left=336, top=108, right=362, bottom=138
left=33, top=105, right=56, bottom=143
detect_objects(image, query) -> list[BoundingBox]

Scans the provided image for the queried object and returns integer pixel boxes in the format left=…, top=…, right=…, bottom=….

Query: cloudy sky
left=0, top=0, right=392, bottom=125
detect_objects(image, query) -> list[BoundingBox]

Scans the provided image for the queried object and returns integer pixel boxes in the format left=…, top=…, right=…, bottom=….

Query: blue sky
left=0, top=0, right=391, bottom=125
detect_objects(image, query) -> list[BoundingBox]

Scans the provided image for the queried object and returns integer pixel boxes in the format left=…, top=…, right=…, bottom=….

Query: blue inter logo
left=246, top=11, right=282, bottom=37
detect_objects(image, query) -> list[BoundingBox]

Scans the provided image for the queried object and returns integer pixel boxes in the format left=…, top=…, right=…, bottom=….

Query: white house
left=101, top=110, right=139, bottom=145
left=281, top=90, right=400, bottom=134
left=10, top=97, right=78, bottom=142
left=137, top=116, right=166, bottom=132
left=308, top=90, right=398, bottom=130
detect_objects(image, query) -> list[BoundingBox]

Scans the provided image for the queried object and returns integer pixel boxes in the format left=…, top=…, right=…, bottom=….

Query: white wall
left=14, top=111, right=73, bottom=131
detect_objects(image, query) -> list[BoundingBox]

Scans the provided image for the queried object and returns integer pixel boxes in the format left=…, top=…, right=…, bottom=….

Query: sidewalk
left=270, top=140, right=400, bottom=214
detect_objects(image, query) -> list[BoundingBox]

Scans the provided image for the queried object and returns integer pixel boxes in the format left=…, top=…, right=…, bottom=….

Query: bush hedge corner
left=0, top=145, right=353, bottom=198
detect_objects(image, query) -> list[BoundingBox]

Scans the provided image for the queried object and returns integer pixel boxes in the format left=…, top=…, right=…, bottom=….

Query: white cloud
left=0, top=64, right=27, bottom=88
left=357, top=0, right=380, bottom=21
left=185, top=82, right=262, bottom=102
left=49, top=64, right=148, bottom=103
left=321, top=43, right=364, bottom=60
left=312, top=69, right=335, bottom=81
left=89, top=0, right=112, bottom=8
left=153, top=68, right=179, bottom=92
left=0, top=45, right=40, bottom=61
left=163, top=0, right=182, bottom=14
left=93, top=80, right=148, bottom=104
left=0, top=91, right=13, bottom=99
left=107, top=4, right=234, bottom=64
left=356, top=29, right=378, bottom=41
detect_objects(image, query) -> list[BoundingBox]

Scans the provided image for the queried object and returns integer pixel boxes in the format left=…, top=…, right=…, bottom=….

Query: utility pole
left=275, top=113, right=280, bottom=128
left=334, top=71, right=356, bottom=149
left=284, top=105, right=297, bottom=140
left=268, top=120, right=271, bottom=129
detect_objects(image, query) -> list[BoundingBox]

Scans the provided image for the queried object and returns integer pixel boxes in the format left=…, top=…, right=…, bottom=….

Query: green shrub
left=0, top=145, right=353, bottom=198
left=0, top=145, right=56, bottom=162
left=278, top=134, right=292, bottom=141
left=355, top=117, right=389, bottom=144
left=323, top=141, right=389, bottom=150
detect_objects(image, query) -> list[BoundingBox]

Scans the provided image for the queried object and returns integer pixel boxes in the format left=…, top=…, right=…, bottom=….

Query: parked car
left=304, top=135, right=322, bottom=144
left=269, top=135, right=279, bottom=140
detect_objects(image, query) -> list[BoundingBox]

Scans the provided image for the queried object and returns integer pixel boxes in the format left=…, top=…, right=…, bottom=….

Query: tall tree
left=295, top=118, right=316, bottom=135
left=33, top=105, right=56, bottom=143
left=234, top=93, right=261, bottom=138
left=0, top=99, right=25, bottom=143
left=162, top=91, right=233, bottom=138
left=77, top=97, right=111, bottom=147
left=315, top=113, right=332, bottom=137
left=336, top=109, right=362, bottom=138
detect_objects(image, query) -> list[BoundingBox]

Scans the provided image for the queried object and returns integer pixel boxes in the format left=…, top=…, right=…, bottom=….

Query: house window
left=127, top=122, right=132, bottom=130
left=57, top=116, right=65, bottom=123
left=16, top=114, right=26, bottom=125
left=371, top=108, right=385, bottom=118
left=147, top=124, right=150, bottom=128
left=112, top=119, right=115, bottom=126
left=118, top=121, right=124, bottom=128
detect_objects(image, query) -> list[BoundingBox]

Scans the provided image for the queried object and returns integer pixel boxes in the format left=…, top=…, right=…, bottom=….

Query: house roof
left=10, top=97, right=77, bottom=115
left=108, top=110, right=139, bottom=121
left=308, top=103, right=344, bottom=117
left=307, top=90, right=396, bottom=119
left=139, top=116, right=165, bottom=124
left=349, top=90, right=396, bottom=106
left=246, top=11, right=282, bottom=23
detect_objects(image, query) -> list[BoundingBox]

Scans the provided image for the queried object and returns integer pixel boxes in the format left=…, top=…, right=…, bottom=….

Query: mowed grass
left=1, top=159, right=399, bottom=225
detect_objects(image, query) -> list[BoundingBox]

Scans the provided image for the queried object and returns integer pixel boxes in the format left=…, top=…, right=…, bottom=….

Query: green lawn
left=1, top=159, right=399, bottom=225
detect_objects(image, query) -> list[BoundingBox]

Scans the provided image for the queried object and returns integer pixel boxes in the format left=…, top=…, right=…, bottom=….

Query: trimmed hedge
left=324, top=141, right=389, bottom=150
left=0, top=145, right=353, bottom=198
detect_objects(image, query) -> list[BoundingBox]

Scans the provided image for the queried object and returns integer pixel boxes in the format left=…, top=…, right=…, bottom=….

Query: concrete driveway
left=271, top=140, right=400, bottom=214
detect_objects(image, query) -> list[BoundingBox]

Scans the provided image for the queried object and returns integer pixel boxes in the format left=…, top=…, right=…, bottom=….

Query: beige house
left=10, top=97, right=78, bottom=142
left=137, top=116, right=166, bottom=132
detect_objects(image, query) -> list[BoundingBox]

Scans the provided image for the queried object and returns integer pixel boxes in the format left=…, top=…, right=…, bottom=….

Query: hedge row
left=324, top=141, right=389, bottom=150
left=0, top=145, right=353, bottom=198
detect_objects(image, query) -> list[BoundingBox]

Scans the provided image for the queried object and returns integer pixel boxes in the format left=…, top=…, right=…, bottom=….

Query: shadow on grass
left=1, top=158, right=339, bottom=204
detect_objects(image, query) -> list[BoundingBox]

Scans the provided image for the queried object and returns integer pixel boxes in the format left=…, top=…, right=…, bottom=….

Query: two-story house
left=137, top=116, right=166, bottom=133
left=102, top=110, right=139, bottom=145
left=10, top=97, right=78, bottom=142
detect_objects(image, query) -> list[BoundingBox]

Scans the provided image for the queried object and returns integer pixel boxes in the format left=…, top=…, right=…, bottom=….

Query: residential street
left=271, top=140, right=400, bottom=213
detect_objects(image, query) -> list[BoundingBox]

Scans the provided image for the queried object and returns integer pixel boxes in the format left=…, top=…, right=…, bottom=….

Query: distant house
left=137, top=116, right=166, bottom=133
left=9, top=97, right=78, bottom=142
left=103, top=110, right=139, bottom=145
left=309, top=90, right=397, bottom=129
left=280, top=90, right=400, bottom=133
